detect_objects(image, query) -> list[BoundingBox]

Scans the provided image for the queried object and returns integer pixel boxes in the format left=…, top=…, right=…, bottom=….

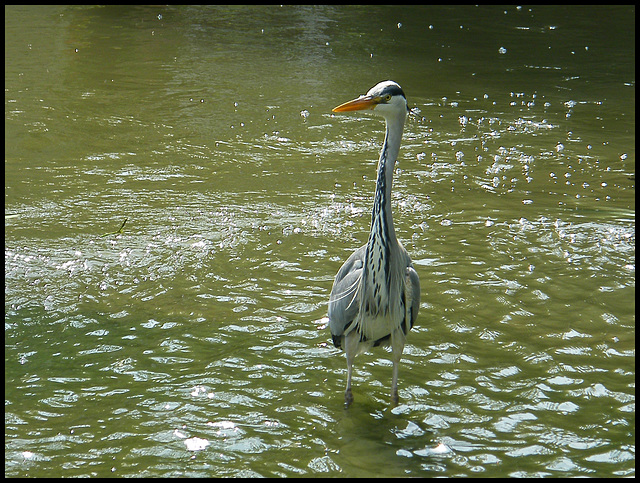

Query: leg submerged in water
left=344, top=331, right=358, bottom=407
left=390, top=329, right=406, bottom=406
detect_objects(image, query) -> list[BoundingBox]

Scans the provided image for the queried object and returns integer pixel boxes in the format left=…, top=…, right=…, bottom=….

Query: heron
left=328, top=80, right=420, bottom=407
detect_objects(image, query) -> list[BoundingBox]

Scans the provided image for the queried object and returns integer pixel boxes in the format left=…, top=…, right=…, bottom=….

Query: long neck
left=358, top=114, right=405, bottom=325
left=369, top=115, right=404, bottom=249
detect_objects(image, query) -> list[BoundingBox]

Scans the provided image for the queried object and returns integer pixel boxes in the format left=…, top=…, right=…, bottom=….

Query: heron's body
left=328, top=81, right=420, bottom=406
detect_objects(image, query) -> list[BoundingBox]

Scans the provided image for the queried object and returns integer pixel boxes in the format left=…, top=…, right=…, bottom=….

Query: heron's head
left=332, top=80, right=408, bottom=120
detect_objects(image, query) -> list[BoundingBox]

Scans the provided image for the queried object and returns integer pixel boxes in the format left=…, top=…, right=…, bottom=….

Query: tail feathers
left=332, top=334, right=343, bottom=349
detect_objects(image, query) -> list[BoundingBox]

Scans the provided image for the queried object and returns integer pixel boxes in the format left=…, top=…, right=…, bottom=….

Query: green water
left=5, top=5, right=634, bottom=477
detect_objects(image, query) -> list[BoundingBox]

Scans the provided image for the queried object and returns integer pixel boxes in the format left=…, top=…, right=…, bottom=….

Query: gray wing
left=406, top=261, right=420, bottom=330
left=327, top=245, right=366, bottom=348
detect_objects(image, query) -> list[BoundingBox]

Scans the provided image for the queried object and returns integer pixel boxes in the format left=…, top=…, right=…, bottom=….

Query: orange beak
left=332, top=95, right=381, bottom=112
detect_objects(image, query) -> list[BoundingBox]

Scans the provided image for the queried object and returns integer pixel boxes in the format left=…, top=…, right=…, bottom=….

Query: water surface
left=5, top=5, right=635, bottom=477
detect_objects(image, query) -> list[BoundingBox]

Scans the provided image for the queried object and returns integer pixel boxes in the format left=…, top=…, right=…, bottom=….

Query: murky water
left=5, top=5, right=634, bottom=477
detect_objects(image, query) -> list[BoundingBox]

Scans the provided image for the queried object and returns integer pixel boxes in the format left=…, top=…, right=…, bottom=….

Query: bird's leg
left=345, top=361, right=354, bottom=407
left=391, top=361, right=400, bottom=406
left=390, top=329, right=405, bottom=406
left=344, top=331, right=358, bottom=407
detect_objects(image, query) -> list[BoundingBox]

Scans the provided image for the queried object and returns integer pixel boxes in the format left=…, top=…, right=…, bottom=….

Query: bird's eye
left=384, top=94, right=392, bottom=102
